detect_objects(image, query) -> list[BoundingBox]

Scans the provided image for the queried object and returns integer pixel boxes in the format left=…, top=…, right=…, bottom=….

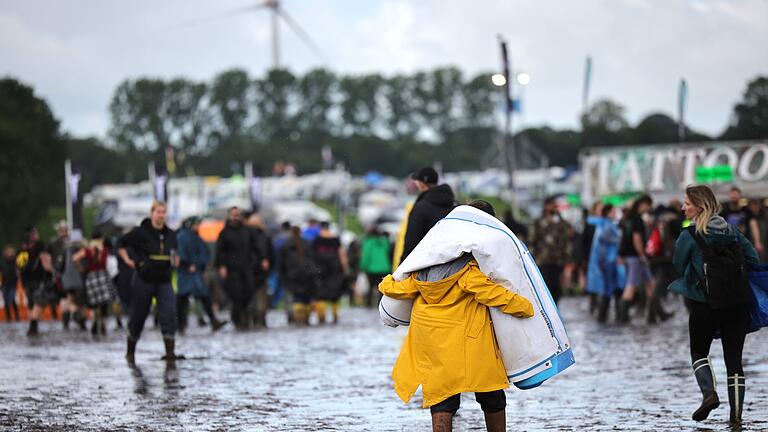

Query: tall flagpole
left=64, top=160, right=73, bottom=230
left=678, top=78, right=687, bottom=142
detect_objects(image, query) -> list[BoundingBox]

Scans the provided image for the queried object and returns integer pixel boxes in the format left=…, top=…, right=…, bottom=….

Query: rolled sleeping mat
left=379, top=295, right=412, bottom=327
left=389, top=205, right=574, bottom=390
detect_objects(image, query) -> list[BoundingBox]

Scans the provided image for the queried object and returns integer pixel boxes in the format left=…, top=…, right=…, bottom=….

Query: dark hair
left=290, top=226, right=304, bottom=263
left=600, top=204, right=614, bottom=218
left=91, top=231, right=104, bottom=240
left=730, top=186, right=742, bottom=194
left=468, top=200, right=496, bottom=217
left=319, top=221, right=331, bottom=229
left=229, top=206, right=240, bottom=213
left=281, top=221, right=291, bottom=230
left=627, top=194, right=652, bottom=218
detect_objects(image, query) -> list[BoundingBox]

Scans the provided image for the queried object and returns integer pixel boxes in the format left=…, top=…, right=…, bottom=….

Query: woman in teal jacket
left=670, top=185, right=758, bottom=425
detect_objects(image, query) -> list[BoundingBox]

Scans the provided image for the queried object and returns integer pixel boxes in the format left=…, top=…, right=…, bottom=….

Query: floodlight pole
left=498, top=35, right=517, bottom=216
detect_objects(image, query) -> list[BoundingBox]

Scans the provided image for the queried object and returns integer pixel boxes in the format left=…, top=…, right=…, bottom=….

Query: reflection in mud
left=1, top=297, right=766, bottom=431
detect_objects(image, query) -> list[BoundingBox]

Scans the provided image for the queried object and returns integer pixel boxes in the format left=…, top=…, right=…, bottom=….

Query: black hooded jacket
left=400, top=183, right=456, bottom=263
left=120, top=218, right=177, bottom=283
left=215, top=220, right=262, bottom=271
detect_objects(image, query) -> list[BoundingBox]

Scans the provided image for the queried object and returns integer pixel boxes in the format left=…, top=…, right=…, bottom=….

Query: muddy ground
left=1, top=296, right=767, bottom=431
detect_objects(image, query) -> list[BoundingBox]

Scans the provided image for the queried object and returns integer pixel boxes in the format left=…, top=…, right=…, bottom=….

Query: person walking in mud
left=1, top=245, right=20, bottom=322
left=312, top=221, right=348, bottom=324
left=215, top=207, right=262, bottom=330
left=72, top=231, right=115, bottom=336
left=400, top=167, right=456, bottom=263
left=670, top=185, right=758, bottom=425
left=176, top=216, right=226, bottom=334
left=18, top=227, right=54, bottom=336
left=118, top=201, right=181, bottom=367
left=279, top=226, right=318, bottom=325
left=379, top=200, right=535, bottom=432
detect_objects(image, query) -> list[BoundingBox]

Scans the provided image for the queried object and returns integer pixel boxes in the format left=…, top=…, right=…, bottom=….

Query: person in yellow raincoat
left=378, top=200, right=535, bottom=432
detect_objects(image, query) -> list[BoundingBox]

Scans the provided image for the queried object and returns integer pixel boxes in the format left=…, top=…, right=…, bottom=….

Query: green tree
left=0, top=78, right=66, bottom=245
left=254, top=68, right=298, bottom=141
left=722, top=76, right=768, bottom=140
left=338, top=73, right=384, bottom=136
left=581, top=98, right=630, bottom=147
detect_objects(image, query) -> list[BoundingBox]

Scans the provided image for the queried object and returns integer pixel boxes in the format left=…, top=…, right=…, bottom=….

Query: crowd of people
left=1, top=164, right=766, bottom=429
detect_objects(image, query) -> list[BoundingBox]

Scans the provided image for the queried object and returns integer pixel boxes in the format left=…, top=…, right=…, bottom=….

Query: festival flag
left=64, top=160, right=84, bottom=238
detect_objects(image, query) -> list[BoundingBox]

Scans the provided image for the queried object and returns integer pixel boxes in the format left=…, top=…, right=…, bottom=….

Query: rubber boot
left=74, top=309, right=87, bottom=331
left=27, top=319, right=39, bottom=336
left=331, top=302, right=339, bottom=324
left=596, top=296, right=610, bottom=323
left=692, top=357, right=720, bottom=421
left=292, top=303, right=308, bottom=326
left=313, top=301, right=327, bottom=324
left=617, top=300, right=631, bottom=324
left=62, top=311, right=71, bottom=330
left=589, top=293, right=597, bottom=316
left=126, top=336, right=137, bottom=365
left=483, top=410, right=506, bottom=432
left=162, top=337, right=184, bottom=363
left=728, top=374, right=745, bottom=426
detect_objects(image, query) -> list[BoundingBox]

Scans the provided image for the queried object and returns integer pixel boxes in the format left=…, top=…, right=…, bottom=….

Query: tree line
left=1, top=72, right=766, bottom=245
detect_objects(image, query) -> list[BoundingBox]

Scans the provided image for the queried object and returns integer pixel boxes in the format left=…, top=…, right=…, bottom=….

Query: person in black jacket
left=400, top=167, right=456, bottom=264
left=216, top=207, right=263, bottom=330
left=118, top=201, right=180, bottom=366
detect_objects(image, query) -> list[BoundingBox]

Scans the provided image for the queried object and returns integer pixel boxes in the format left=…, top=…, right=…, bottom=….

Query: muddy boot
left=596, top=296, right=610, bottom=323
left=62, top=311, right=71, bottom=330
left=126, top=336, right=137, bottom=365
left=692, top=357, right=720, bottom=421
left=211, top=319, right=227, bottom=332
left=588, top=293, right=597, bottom=316
left=161, top=337, right=185, bottom=364
left=617, top=300, right=631, bottom=324
left=728, top=374, right=745, bottom=426
left=483, top=410, right=505, bottom=432
left=331, top=302, right=339, bottom=324
left=292, top=303, right=308, bottom=326
left=74, top=310, right=87, bottom=331
left=27, top=319, right=39, bottom=336
left=313, top=301, right=327, bottom=325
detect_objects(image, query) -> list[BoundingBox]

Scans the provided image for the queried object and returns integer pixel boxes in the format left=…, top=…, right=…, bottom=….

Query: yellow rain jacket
left=378, top=260, right=534, bottom=407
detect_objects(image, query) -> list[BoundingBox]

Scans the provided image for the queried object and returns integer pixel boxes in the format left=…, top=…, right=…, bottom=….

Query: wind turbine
left=179, top=0, right=324, bottom=69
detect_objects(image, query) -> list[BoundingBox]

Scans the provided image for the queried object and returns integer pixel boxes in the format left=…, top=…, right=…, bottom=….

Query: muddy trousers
left=687, top=299, right=748, bottom=376
left=128, top=274, right=176, bottom=341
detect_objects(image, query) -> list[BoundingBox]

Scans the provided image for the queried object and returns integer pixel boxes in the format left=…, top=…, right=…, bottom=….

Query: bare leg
left=483, top=410, right=506, bottom=432
left=431, top=412, right=453, bottom=432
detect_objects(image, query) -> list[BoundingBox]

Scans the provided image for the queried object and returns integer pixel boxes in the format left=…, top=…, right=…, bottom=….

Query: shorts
left=624, top=256, right=653, bottom=287
left=430, top=390, right=506, bottom=415
left=24, top=279, right=51, bottom=308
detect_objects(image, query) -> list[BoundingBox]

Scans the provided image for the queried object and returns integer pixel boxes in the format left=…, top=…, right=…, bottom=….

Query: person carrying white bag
left=378, top=200, right=534, bottom=432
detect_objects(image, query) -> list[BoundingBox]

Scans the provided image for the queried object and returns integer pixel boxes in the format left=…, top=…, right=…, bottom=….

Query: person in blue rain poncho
left=586, top=204, right=625, bottom=323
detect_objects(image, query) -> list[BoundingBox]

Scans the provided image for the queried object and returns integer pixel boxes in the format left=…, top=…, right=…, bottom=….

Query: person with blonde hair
left=669, top=185, right=758, bottom=425
left=118, top=201, right=181, bottom=366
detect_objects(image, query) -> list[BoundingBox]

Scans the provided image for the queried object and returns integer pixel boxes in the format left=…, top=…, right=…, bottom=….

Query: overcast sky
left=1, top=0, right=766, bottom=139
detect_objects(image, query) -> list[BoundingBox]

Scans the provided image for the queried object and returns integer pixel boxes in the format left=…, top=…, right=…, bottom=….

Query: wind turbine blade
left=176, top=3, right=268, bottom=29
left=276, top=8, right=325, bottom=59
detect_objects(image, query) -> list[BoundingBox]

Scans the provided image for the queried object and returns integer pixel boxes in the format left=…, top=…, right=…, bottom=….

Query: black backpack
left=687, top=226, right=751, bottom=309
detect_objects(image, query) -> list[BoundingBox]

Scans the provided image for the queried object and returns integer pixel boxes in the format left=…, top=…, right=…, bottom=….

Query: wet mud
left=1, top=296, right=767, bottom=431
